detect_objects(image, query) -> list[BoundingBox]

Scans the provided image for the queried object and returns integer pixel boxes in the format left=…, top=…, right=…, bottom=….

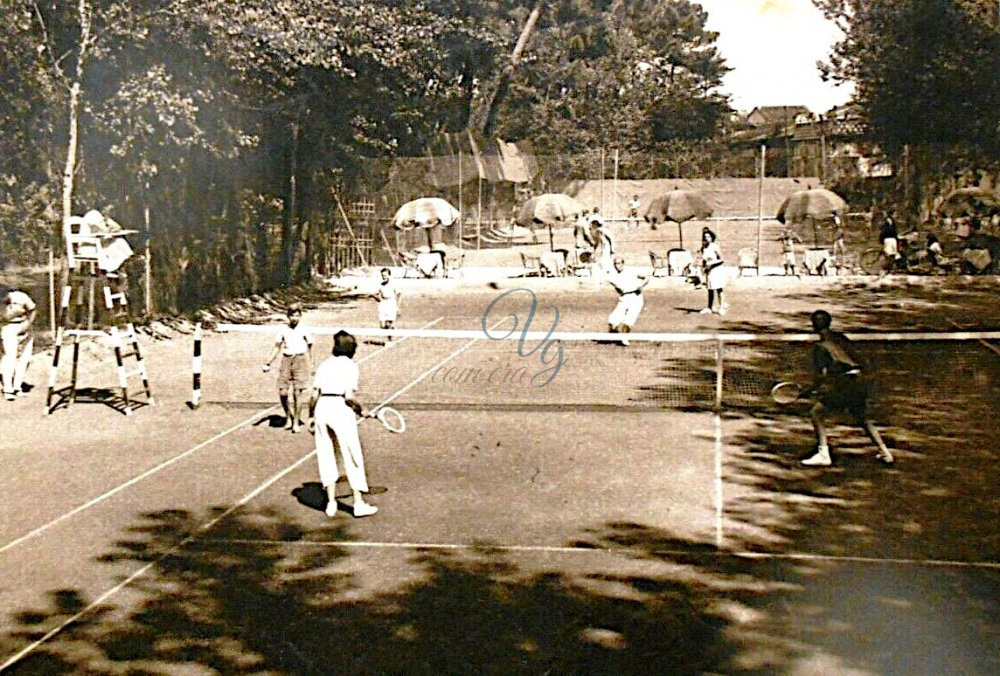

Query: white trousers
left=314, top=398, right=369, bottom=493
left=609, top=293, right=643, bottom=328
left=1, top=323, right=33, bottom=394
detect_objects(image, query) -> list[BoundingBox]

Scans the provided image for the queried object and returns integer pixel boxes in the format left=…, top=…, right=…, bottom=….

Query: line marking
left=0, top=453, right=318, bottom=673
left=0, top=318, right=443, bottom=557
left=948, top=319, right=1000, bottom=357
left=195, top=538, right=1000, bottom=570
left=0, top=316, right=502, bottom=669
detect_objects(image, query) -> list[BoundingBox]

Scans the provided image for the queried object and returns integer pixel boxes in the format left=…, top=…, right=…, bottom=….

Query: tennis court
left=1, top=281, right=998, bottom=673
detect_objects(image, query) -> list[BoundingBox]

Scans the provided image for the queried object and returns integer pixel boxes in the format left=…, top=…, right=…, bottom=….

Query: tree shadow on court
left=3, top=507, right=744, bottom=674
left=3, top=476, right=998, bottom=675
left=734, top=277, right=1000, bottom=332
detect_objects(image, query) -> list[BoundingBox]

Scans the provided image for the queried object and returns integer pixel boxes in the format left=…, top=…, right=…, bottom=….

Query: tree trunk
left=283, top=120, right=300, bottom=283
left=61, top=0, right=92, bottom=228
left=471, top=0, right=544, bottom=138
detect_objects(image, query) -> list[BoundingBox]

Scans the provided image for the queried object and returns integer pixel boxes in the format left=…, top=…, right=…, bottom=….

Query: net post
left=191, top=323, right=203, bottom=410
left=714, top=338, right=724, bottom=412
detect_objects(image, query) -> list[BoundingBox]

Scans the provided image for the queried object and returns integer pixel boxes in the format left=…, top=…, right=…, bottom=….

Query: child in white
left=263, top=304, right=313, bottom=432
left=375, top=267, right=401, bottom=344
left=309, top=331, right=377, bottom=518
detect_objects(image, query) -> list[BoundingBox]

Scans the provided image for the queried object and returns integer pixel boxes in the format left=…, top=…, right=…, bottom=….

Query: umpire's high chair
left=47, top=214, right=154, bottom=415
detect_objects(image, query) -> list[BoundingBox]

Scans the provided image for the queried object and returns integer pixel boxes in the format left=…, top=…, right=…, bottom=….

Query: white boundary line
left=0, top=453, right=318, bottom=672
left=0, top=318, right=443, bottom=557
left=0, top=316, right=505, bottom=669
left=195, top=538, right=1000, bottom=570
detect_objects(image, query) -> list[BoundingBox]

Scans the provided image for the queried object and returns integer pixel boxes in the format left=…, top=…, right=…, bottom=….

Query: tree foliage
left=814, top=0, right=1000, bottom=159
left=0, top=0, right=732, bottom=309
left=489, top=0, right=731, bottom=153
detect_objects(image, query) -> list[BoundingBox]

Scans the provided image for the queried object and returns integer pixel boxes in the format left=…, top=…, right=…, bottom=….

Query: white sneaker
left=876, top=449, right=895, bottom=464
left=801, top=450, right=832, bottom=466
left=699, top=307, right=713, bottom=314
left=353, top=502, right=378, bottom=518
left=325, top=501, right=340, bottom=517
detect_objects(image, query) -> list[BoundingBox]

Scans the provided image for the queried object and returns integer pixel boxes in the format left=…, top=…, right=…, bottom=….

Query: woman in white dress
left=700, top=228, right=728, bottom=315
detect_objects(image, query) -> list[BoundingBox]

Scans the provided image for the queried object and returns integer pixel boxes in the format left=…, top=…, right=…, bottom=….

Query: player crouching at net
left=263, top=303, right=313, bottom=433
left=374, top=267, right=401, bottom=345
left=607, top=255, right=650, bottom=346
left=307, top=330, right=378, bottom=518
left=802, top=310, right=894, bottom=467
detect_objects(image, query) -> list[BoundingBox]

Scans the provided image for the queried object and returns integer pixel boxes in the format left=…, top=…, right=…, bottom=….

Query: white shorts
left=883, top=238, right=899, bottom=258
left=783, top=251, right=796, bottom=266
left=609, top=293, right=643, bottom=327
left=378, top=298, right=398, bottom=324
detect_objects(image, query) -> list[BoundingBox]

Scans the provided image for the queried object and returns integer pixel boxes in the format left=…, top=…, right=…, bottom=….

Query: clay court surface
left=1, top=269, right=999, bottom=673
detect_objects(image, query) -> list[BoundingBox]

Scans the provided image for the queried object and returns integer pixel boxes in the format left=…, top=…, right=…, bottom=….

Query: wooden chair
left=737, top=248, right=758, bottom=277
left=519, top=252, right=542, bottom=277
left=569, top=248, right=594, bottom=276
left=666, top=248, right=694, bottom=276
left=649, top=251, right=669, bottom=277
left=446, top=252, right=465, bottom=279
left=804, top=248, right=831, bottom=275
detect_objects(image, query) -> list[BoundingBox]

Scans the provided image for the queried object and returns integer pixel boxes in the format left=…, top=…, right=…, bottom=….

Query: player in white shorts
left=263, top=303, right=313, bottom=432
left=374, top=267, right=401, bottom=344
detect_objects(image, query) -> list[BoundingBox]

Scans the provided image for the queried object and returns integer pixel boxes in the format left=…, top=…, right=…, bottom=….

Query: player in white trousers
left=1, top=287, right=36, bottom=400
left=607, top=256, right=650, bottom=346
left=308, top=330, right=378, bottom=517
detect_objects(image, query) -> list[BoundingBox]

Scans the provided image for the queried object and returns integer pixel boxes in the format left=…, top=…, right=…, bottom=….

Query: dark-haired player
left=308, top=330, right=378, bottom=517
left=802, top=310, right=894, bottom=466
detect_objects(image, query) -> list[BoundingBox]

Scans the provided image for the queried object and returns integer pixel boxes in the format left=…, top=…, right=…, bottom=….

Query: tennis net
left=199, top=324, right=1000, bottom=416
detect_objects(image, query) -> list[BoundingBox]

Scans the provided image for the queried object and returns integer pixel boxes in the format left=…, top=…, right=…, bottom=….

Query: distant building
left=730, top=103, right=891, bottom=181
left=746, top=106, right=812, bottom=128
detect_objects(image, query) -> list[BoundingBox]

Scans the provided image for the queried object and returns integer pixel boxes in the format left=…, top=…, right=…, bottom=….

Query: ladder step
left=125, top=368, right=146, bottom=379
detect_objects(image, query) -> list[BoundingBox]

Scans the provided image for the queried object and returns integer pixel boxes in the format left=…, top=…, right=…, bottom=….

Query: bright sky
left=697, top=0, right=855, bottom=113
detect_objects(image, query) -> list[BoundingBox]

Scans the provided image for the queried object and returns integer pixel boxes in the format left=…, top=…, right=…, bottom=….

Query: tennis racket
left=367, top=406, right=406, bottom=434
left=770, top=381, right=811, bottom=404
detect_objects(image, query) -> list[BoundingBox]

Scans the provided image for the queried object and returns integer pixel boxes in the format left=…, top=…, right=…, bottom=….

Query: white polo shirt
left=276, top=324, right=313, bottom=356
left=608, top=268, right=645, bottom=296
left=313, top=355, right=359, bottom=397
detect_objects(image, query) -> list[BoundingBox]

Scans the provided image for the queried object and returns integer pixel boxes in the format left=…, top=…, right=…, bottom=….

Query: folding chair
left=519, top=252, right=542, bottom=277
left=649, top=251, right=669, bottom=277
left=737, top=248, right=759, bottom=277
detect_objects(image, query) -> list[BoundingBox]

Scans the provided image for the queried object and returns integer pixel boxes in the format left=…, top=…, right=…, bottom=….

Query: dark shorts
left=818, top=374, right=868, bottom=417
left=278, top=353, right=310, bottom=391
